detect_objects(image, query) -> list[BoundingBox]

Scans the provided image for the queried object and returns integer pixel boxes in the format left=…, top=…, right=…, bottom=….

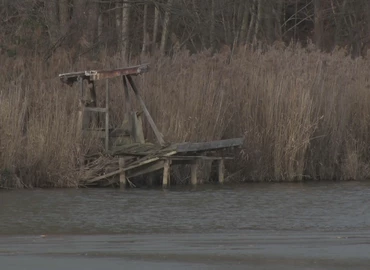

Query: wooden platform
left=59, top=63, right=243, bottom=188
left=81, top=138, right=243, bottom=187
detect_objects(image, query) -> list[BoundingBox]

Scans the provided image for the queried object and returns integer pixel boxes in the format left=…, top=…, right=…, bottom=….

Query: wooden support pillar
left=77, top=76, right=85, bottom=167
left=87, top=80, right=97, bottom=127
left=126, top=75, right=165, bottom=146
left=122, top=76, right=131, bottom=124
left=191, top=160, right=199, bottom=185
left=218, top=159, right=225, bottom=184
left=163, top=159, right=170, bottom=188
left=77, top=76, right=87, bottom=131
left=105, top=79, right=110, bottom=151
left=119, top=158, right=126, bottom=188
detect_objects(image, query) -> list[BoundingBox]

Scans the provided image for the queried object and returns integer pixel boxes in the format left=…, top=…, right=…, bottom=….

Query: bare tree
left=121, top=0, right=131, bottom=61
left=160, top=0, right=174, bottom=54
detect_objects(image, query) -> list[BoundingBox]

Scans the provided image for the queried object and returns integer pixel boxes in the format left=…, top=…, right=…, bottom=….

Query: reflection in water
left=1, top=182, right=370, bottom=269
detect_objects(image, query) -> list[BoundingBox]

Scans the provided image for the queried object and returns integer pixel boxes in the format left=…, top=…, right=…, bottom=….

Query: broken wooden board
left=175, top=138, right=244, bottom=153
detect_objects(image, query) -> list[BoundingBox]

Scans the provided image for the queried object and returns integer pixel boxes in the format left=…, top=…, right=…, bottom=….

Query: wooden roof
left=59, top=63, right=149, bottom=86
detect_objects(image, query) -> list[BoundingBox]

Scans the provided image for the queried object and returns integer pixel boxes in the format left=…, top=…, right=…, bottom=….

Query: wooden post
left=131, top=112, right=145, bottom=143
left=119, top=157, right=126, bottom=188
left=77, top=77, right=85, bottom=133
left=122, top=76, right=131, bottom=124
left=77, top=76, right=85, bottom=167
left=218, top=159, right=225, bottom=184
left=105, top=79, right=109, bottom=151
left=191, top=160, right=199, bottom=185
left=126, top=75, right=165, bottom=146
left=87, top=80, right=97, bottom=127
left=163, top=159, right=170, bottom=188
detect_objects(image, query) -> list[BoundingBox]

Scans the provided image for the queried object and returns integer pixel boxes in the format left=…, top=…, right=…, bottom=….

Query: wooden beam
left=126, top=75, right=165, bottom=146
left=163, top=159, right=170, bottom=188
left=131, top=112, right=145, bottom=143
left=87, top=80, right=98, bottom=127
left=123, top=76, right=131, bottom=126
left=161, top=156, right=234, bottom=161
left=84, top=151, right=176, bottom=184
left=218, top=159, right=225, bottom=184
left=119, top=158, right=126, bottom=188
left=105, top=79, right=110, bottom=151
left=128, top=160, right=164, bottom=178
left=176, top=138, right=244, bottom=153
left=191, top=161, right=199, bottom=185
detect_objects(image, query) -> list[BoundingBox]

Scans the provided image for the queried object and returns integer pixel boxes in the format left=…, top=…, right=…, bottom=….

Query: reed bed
left=1, top=45, right=370, bottom=188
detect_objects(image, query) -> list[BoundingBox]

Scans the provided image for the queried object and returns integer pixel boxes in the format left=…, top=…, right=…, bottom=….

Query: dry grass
left=1, top=44, right=370, bottom=187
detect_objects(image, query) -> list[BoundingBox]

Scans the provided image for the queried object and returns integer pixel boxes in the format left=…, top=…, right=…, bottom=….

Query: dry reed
left=1, top=44, right=370, bottom=187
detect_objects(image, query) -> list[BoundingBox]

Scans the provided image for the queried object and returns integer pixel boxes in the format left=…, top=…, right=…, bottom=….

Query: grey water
left=1, top=182, right=370, bottom=269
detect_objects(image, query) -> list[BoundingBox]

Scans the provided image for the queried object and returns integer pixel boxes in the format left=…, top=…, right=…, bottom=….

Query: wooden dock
left=59, top=64, right=243, bottom=188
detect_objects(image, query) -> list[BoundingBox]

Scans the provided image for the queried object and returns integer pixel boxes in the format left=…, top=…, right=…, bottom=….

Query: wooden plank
left=119, top=158, right=126, bottom=188
left=123, top=76, right=131, bottom=128
left=176, top=138, right=244, bottom=153
left=218, top=159, right=225, bottom=184
left=126, top=75, right=165, bottom=146
left=191, top=161, right=199, bottom=185
left=105, top=79, right=110, bottom=151
left=127, top=160, right=165, bottom=178
left=161, top=156, right=234, bottom=161
left=163, top=159, right=170, bottom=188
left=85, top=150, right=177, bottom=184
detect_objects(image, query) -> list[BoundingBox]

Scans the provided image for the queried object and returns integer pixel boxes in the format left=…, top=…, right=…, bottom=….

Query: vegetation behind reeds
left=1, top=44, right=370, bottom=188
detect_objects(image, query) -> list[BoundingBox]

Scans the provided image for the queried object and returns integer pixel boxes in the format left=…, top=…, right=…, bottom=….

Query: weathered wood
left=123, top=76, right=131, bottom=127
left=85, top=150, right=177, bottom=184
left=105, top=79, right=110, bottom=151
left=176, top=138, right=244, bottom=153
left=218, top=159, right=225, bottom=184
left=191, top=161, right=199, bottom=185
left=162, top=156, right=233, bottom=161
left=128, top=160, right=164, bottom=178
left=131, top=112, right=145, bottom=143
left=59, top=64, right=150, bottom=86
left=163, top=159, right=170, bottom=188
left=87, top=80, right=98, bottom=127
left=134, top=111, right=145, bottom=143
left=119, top=158, right=126, bottom=188
left=126, top=75, right=165, bottom=146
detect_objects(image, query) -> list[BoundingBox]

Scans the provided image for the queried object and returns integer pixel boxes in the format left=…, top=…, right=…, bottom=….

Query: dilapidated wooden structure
left=59, top=64, right=243, bottom=188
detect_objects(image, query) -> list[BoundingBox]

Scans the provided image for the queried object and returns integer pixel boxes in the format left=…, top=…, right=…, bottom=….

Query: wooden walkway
left=59, top=64, right=243, bottom=188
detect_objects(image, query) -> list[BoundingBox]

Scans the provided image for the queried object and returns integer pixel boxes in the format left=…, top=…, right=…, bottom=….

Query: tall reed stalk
left=1, top=45, right=370, bottom=187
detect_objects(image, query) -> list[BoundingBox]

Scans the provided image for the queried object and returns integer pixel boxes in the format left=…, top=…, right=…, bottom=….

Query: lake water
left=1, top=182, right=370, bottom=269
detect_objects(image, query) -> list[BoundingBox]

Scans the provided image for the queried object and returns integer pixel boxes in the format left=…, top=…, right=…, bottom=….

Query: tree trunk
left=275, top=0, right=283, bottom=41
left=210, top=0, right=216, bottom=51
left=121, top=0, right=131, bottom=62
left=142, top=1, right=148, bottom=54
left=253, top=0, right=262, bottom=42
left=71, top=0, right=88, bottom=47
left=59, top=0, right=69, bottom=36
left=45, top=0, right=59, bottom=44
left=246, top=0, right=257, bottom=44
left=152, top=2, right=160, bottom=53
left=160, top=0, right=174, bottom=55
left=239, top=1, right=250, bottom=44
left=85, top=1, right=99, bottom=47
left=314, top=0, right=323, bottom=49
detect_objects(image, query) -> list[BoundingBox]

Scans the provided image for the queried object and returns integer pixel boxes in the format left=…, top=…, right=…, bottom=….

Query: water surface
left=1, top=182, right=370, bottom=269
